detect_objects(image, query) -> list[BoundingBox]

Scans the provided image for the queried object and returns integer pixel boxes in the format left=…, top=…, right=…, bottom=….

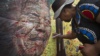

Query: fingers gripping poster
left=0, top=0, right=50, bottom=56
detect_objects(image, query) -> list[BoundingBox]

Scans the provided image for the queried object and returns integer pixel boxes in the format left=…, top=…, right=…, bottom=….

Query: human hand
left=80, top=44, right=98, bottom=56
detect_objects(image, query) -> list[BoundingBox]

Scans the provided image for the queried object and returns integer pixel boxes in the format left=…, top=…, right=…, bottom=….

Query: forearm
left=61, top=31, right=76, bottom=39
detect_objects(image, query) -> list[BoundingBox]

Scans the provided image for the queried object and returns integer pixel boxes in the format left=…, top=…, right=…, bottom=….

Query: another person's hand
left=79, top=44, right=98, bottom=56
left=52, top=33, right=62, bottom=39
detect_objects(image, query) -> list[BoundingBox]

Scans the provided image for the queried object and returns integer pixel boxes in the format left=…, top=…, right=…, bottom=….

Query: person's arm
left=53, top=31, right=76, bottom=39
left=61, top=31, right=76, bottom=39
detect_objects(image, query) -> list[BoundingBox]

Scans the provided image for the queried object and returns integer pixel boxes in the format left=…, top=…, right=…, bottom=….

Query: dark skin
left=53, top=4, right=100, bottom=56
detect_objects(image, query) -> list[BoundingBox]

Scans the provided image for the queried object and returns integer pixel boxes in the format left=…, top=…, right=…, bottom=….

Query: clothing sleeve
left=76, top=0, right=100, bottom=21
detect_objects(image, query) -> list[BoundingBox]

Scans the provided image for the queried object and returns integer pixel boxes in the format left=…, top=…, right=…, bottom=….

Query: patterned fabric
left=78, top=3, right=100, bottom=20
left=72, top=1, right=100, bottom=44
left=0, top=0, right=50, bottom=56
